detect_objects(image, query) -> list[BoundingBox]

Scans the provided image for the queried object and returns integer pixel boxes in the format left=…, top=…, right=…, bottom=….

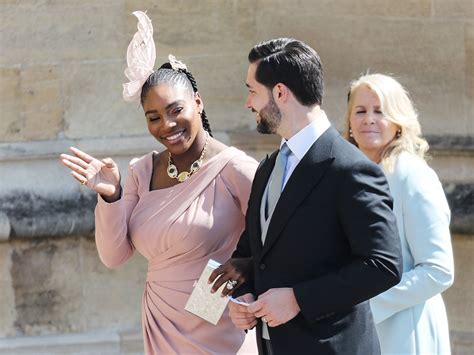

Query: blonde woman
left=344, top=73, right=454, bottom=354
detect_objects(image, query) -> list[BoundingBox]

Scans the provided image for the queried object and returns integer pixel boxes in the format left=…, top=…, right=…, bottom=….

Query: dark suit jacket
left=233, top=127, right=402, bottom=355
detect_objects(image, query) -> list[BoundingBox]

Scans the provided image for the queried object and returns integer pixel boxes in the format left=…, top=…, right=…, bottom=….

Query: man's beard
left=256, top=95, right=282, bottom=134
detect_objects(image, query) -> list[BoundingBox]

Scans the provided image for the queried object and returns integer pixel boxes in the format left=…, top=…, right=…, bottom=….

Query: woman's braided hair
left=140, top=63, right=213, bottom=137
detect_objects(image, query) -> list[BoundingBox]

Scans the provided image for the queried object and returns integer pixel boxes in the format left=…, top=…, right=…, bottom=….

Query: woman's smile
left=162, top=129, right=186, bottom=144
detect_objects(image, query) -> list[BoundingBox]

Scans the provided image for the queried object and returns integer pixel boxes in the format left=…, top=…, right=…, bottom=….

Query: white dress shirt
left=280, top=110, right=331, bottom=187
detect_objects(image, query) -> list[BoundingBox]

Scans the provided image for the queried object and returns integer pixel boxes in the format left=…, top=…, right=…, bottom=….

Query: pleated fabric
left=95, top=147, right=258, bottom=354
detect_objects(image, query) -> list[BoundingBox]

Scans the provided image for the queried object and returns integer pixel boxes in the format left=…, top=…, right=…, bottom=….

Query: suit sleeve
left=370, top=161, right=454, bottom=324
left=228, top=223, right=255, bottom=297
left=94, top=161, right=140, bottom=268
left=293, top=159, right=402, bottom=322
left=232, top=156, right=266, bottom=260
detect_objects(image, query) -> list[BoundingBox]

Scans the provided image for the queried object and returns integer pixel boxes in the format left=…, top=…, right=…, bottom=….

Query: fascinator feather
left=122, top=11, right=156, bottom=103
left=168, top=54, right=188, bottom=71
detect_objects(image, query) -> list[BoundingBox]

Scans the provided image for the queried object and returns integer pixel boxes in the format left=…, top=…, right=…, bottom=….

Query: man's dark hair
left=248, top=38, right=324, bottom=106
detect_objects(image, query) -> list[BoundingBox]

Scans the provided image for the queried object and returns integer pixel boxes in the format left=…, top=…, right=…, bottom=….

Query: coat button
left=259, top=263, right=266, bottom=270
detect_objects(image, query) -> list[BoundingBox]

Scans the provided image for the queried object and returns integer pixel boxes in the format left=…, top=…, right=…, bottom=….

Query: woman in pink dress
left=60, top=11, right=258, bottom=354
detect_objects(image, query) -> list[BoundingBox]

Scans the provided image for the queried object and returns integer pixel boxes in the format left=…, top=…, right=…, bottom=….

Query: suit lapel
left=249, top=152, right=277, bottom=254
left=260, top=127, right=339, bottom=259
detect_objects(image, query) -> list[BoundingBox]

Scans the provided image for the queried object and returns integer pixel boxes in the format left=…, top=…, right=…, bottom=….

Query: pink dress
left=95, top=147, right=258, bottom=354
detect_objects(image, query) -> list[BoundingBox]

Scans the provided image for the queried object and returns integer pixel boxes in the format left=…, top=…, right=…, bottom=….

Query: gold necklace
left=167, top=132, right=210, bottom=183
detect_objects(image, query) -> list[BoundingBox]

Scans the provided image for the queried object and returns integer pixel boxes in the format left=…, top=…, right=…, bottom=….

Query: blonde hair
left=343, top=73, right=429, bottom=172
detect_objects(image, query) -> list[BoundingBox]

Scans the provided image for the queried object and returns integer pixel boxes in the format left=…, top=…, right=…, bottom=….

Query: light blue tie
left=266, top=143, right=291, bottom=219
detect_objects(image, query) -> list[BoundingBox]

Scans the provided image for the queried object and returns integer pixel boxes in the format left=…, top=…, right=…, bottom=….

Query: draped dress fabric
left=94, top=147, right=258, bottom=354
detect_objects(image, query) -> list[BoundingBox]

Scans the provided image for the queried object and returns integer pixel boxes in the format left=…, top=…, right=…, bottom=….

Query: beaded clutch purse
left=184, top=259, right=230, bottom=325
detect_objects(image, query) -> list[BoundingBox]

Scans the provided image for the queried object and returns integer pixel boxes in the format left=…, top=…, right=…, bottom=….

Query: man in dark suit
left=209, top=38, right=402, bottom=355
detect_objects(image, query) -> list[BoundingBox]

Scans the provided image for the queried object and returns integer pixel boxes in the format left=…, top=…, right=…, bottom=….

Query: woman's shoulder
left=392, top=152, right=441, bottom=192
left=224, top=147, right=259, bottom=170
left=217, top=147, right=258, bottom=183
left=217, top=147, right=258, bottom=204
left=129, top=151, right=154, bottom=167
left=391, top=152, right=426, bottom=177
left=127, top=151, right=155, bottom=177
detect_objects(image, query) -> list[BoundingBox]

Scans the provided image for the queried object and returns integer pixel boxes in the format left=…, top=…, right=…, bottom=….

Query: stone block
left=0, top=65, right=62, bottom=142
left=0, top=67, right=21, bottom=142
left=0, top=67, right=20, bottom=103
left=434, top=0, right=474, bottom=18
left=443, top=234, right=474, bottom=333
left=0, top=331, right=121, bottom=354
left=0, top=212, right=10, bottom=241
left=20, top=65, right=63, bottom=141
left=124, top=0, right=257, bottom=57
left=466, top=23, right=474, bottom=121
left=0, top=243, right=17, bottom=337
left=254, top=15, right=469, bottom=135
left=0, top=1, right=126, bottom=67
left=443, top=183, right=474, bottom=235
left=257, top=0, right=432, bottom=18
left=228, top=130, right=280, bottom=160
left=10, top=238, right=84, bottom=336
left=119, top=328, right=144, bottom=354
left=62, top=61, right=148, bottom=139
left=205, top=99, right=256, bottom=132
left=80, top=237, right=145, bottom=331
left=430, top=155, right=474, bottom=183
left=1, top=191, right=96, bottom=239
left=451, top=331, right=474, bottom=355
left=427, top=135, right=474, bottom=153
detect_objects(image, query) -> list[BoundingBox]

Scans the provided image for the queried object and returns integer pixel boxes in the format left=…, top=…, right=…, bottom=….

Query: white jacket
left=370, top=152, right=454, bottom=355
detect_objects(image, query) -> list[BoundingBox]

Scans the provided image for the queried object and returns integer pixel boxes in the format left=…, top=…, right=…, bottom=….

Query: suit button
left=259, top=263, right=266, bottom=270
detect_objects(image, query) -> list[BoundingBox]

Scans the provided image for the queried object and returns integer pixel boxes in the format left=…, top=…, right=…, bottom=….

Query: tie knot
left=280, top=143, right=291, bottom=157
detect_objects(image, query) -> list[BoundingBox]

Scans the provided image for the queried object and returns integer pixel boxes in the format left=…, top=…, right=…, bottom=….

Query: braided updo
left=140, top=63, right=213, bottom=137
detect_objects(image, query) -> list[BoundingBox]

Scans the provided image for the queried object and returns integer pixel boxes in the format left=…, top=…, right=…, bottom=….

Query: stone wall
left=1, top=0, right=473, bottom=353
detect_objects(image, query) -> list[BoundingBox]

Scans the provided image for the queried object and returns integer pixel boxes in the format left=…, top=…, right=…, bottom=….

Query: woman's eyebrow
left=165, top=100, right=185, bottom=110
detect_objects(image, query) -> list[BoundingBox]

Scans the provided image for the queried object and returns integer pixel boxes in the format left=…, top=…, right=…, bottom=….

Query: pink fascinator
left=122, top=11, right=156, bottom=103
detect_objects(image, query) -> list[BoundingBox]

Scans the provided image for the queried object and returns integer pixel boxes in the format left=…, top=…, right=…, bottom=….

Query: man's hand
left=229, top=293, right=257, bottom=330
left=247, top=288, right=300, bottom=327
left=208, top=257, right=252, bottom=296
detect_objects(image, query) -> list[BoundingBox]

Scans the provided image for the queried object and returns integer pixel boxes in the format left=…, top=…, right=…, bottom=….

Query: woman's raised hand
left=60, top=147, right=121, bottom=199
